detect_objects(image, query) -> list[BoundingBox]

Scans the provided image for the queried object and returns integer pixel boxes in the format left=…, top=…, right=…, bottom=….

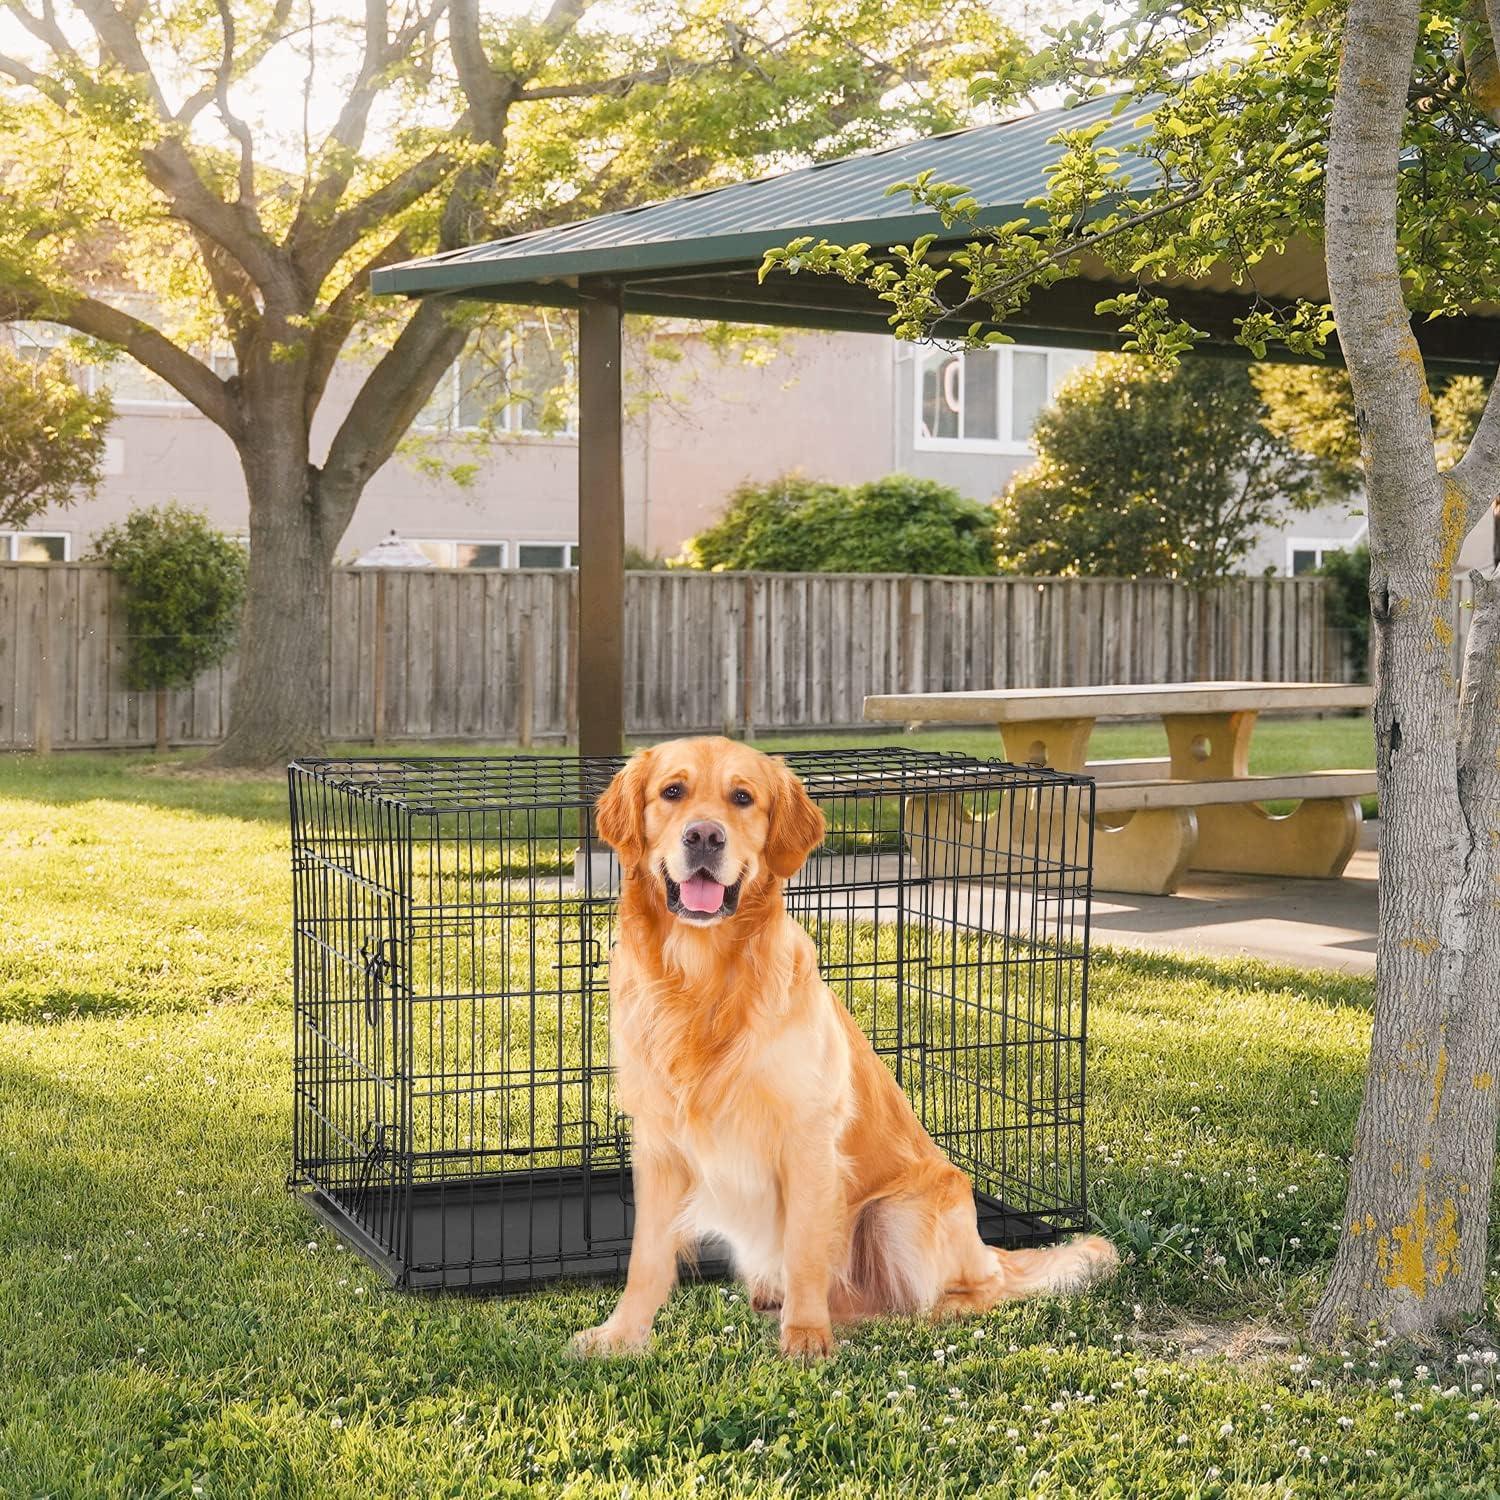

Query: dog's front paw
left=569, top=1320, right=651, bottom=1357
left=779, top=1321, right=834, bottom=1361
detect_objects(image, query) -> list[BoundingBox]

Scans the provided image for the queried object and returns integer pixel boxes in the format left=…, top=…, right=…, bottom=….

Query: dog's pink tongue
left=679, top=874, right=725, bottom=913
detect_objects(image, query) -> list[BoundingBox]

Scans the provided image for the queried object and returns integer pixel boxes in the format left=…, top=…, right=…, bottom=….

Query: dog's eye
left=660, top=782, right=684, bottom=802
left=731, top=788, right=753, bottom=807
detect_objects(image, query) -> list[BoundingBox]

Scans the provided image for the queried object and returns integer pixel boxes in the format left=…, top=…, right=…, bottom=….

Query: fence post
left=721, top=587, right=739, bottom=738
left=517, top=612, right=535, bottom=749
left=372, top=571, right=387, bottom=747
left=741, top=575, right=755, bottom=738
left=33, top=570, right=53, bottom=755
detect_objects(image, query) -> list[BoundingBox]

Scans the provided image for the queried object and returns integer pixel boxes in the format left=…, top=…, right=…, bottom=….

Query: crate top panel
left=288, top=748, right=1092, bottom=815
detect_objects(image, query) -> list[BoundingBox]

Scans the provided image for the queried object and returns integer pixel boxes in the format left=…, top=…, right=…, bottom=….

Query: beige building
left=4, top=320, right=1490, bottom=575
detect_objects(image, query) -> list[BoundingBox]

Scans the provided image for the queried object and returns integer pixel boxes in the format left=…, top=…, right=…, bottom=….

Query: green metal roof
left=372, top=94, right=1155, bottom=299
left=369, top=94, right=1498, bottom=369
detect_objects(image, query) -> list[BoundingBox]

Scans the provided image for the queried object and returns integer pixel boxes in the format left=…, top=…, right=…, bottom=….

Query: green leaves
left=677, top=474, right=999, bottom=576
left=0, top=347, right=114, bottom=531
left=90, top=504, right=248, bottom=693
left=997, top=354, right=1338, bottom=586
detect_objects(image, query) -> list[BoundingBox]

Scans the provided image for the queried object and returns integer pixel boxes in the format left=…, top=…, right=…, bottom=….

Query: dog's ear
left=595, top=749, right=654, bottom=870
left=766, top=760, right=826, bottom=879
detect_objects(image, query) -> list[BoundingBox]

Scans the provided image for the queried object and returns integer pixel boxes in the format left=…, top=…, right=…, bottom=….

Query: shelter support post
left=577, top=282, right=626, bottom=757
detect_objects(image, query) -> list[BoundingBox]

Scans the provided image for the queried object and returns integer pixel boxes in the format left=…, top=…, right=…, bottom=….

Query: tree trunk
left=1314, top=570, right=1500, bottom=1336
left=1312, top=0, right=1500, bottom=1339
left=212, top=444, right=343, bottom=768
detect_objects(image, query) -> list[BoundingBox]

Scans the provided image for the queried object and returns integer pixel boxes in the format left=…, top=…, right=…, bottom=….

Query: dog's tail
left=992, top=1234, right=1119, bottom=1297
left=936, top=1233, right=1118, bottom=1315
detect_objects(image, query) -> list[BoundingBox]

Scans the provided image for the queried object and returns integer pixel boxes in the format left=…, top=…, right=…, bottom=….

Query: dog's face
left=596, top=738, right=826, bottom=926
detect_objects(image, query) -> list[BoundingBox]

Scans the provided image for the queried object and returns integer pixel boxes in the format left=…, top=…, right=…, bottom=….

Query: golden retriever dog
left=571, top=737, right=1117, bottom=1359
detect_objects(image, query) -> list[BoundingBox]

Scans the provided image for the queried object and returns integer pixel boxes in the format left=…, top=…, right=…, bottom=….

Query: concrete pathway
left=1090, top=848, right=1377, bottom=976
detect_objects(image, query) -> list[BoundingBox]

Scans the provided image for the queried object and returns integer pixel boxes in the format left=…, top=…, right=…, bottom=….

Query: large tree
left=0, top=0, right=1014, bottom=765
left=763, top=0, right=1500, bottom=1337
left=997, top=354, right=1329, bottom=585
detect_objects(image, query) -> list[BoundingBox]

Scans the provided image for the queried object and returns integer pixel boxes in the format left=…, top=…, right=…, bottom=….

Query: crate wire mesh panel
left=288, top=748, right=1095, bottom=1293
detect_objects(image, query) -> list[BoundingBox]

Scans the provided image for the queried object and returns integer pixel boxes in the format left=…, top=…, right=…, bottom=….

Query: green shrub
left=996, top=355, right=1328, bottom=585
left=91, top=504, right=248, bottom=692
left=681, top=473, right=997, bottom=575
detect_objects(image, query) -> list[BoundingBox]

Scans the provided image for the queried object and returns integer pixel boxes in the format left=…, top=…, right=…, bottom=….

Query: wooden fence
left=0, top=563, right=1410, bottom=752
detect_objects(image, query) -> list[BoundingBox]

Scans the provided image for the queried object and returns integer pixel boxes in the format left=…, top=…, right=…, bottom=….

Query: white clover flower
left=1296, top=1445, right=1311, bottom=1461
left=330, top=1416, right=343, bottom=1429
left=746, top=1437, right=764, bottom=1454
left=1218, top=1420, right=1233, bottom=1438
left=1177, top=1434, right=1189, bottom=1447
left=1206, top=1467, right=1221, bottom=1481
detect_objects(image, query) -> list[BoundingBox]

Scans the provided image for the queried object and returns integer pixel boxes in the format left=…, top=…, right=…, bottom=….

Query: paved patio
left=1090, top=846, right=1377, bottom=975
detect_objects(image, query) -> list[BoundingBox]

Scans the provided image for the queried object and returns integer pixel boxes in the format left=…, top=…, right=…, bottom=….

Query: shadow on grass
left=1089, top=943, right=1376, bottom=1013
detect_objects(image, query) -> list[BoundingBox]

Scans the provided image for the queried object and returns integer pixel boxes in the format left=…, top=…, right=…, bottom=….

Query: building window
left=516, top=542, right=579, bottom=569
left=419, top=321, right=577, bottom=436
left=411, top=539, right=508, bottom=569
left=1, top=531, right=70, bottom=561
left=915, top=344, right=1092, bottom=453
left=5, top=303, right=235, bottom=408
left=1288, top=540, right=1349, bottom=576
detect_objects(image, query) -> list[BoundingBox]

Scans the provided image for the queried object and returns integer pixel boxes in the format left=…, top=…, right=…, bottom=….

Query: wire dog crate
left=288, top=748, right=1095, bottom=1293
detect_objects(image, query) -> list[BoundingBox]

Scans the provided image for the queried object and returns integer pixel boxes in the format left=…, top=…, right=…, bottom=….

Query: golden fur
left=570, top=737, right=1117, bottom=1360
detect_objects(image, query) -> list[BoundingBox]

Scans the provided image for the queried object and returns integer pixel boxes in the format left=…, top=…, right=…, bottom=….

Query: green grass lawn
left=6, top=740, right=1495, bottom=1500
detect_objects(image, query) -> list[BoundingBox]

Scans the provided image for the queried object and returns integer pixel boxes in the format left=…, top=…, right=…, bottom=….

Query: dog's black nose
left=681, top=820, right=725, bottom=856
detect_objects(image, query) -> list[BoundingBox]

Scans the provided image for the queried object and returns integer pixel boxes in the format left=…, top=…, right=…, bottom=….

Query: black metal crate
left=288, top=748, right=1095, bottom=1293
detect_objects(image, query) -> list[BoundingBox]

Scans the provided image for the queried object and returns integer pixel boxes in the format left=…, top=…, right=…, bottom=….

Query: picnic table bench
left=863, top=682, right=1376, bottom=895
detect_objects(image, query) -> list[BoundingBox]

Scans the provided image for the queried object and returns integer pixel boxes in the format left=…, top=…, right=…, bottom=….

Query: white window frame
left=7, top=312, right=233, bottom=412
left=513, top=541, right=579, bottom=570
left=1, top=531, right=72, bottom=562
left=417, top=324, right=578, bottom=438
left=1286, top=537, right=1356, bottom=576
left=912, top=343, right=1083, bottom=456
left=408, top=538, right=509, bottom=569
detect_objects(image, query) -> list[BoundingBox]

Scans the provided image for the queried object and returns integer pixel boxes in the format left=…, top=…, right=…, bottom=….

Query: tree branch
left=1447, top=362, right=1500, bottom=533
left=212, top=0, right=258, bottom=207
left=319, top=297, right=470, bottom=520
left=0, top=288, right=239, bottom=437
left=515, top=58, right=708, bottom=100
left=304, top=231, right=415, bottom=419
left=299, top=142, right=461, bottom=289
left=1322, top=0, right=1438, bottom=543
left=449, top=0, right=514, bottom=143
left=66, top=0, right=288, bottom=297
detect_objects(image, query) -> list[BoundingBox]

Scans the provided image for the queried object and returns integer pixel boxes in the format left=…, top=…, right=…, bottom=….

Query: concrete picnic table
left=864, top=681, right=1376, bottom=895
